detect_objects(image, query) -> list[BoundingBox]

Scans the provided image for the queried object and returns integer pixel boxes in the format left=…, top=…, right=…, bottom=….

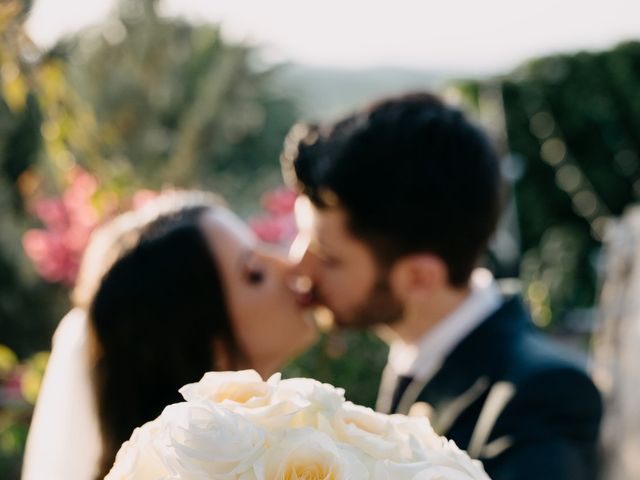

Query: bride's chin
left=301, top=309, right=317, bottom=331
left=302, top=310, right=320, bottom=339
left=286, top=313, right=318, bottom=357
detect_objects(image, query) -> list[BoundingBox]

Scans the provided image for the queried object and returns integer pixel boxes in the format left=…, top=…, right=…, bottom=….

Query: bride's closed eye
left=246, top=268, right=264, bottom=285
left=240, top=252, right=266, bottom=285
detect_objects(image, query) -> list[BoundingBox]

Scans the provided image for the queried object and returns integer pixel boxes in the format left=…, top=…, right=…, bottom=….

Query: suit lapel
left=394, top=297, right=529, bottom=438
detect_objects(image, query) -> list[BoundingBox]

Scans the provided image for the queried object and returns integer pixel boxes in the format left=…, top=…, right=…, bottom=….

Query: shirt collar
left=388, top=268, right=503, bottom=380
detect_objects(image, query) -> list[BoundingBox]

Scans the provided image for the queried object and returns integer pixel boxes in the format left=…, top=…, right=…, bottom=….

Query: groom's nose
left=289, top=240, right=314, bottom=282
left=289, top=230, right=310, bottom=264
left=289, top=194, right=316, bottom=262
left=287, top=260, right=315, bottom=309
left=289, top=235, right=321, bottom=295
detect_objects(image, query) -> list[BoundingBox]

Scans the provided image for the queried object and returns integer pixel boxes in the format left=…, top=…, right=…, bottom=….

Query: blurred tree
left=0, top=0, right=300, bottom=358
left=458, top=41, right=640, bottom=330
left=0, top=0, right=70, bottom=359
left=0, top=3, right=68, bottom=475
left=1, top=2, right=299, bottom=475
left=0, top=0, right=41, bottom=210
left=63, top=0, right=298, bottom=207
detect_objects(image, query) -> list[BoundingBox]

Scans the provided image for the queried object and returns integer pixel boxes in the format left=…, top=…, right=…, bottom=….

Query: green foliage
left=0, top=94, right=41, bottom=210
left=1, top=1, right=299, bottom=476
left=0, top=0, right=70, bottom=356
left=63, top=0, right=298, bottom=206
left=0, top=420, right=28, bottom=480
left=464, top=41, right=640, bottom=327
left=0, top=0, right=299, bottom=353
left=0, top=345, right=48, bottom=479
left=284, top=331, right=388, bottom=409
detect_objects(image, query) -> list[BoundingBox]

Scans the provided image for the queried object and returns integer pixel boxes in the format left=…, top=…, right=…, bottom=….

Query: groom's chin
left=333, top=311, right=373, bottom=328
left=310, top=292, right=403, bottom=331
left=310, top=306, right=363, bottom=332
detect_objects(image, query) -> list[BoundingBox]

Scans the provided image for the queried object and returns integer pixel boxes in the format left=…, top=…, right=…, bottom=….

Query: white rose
left=257, top=427, right=368, bottom=480
left=373, top=459, right=432, bottom=480
left=162, top=402, right=267, bottom=480
left=179, top=370, right=307, bottom=428
left=388, top=415, right=443, bottom=461
left=278, top=377, right=346, bottom=407
left=321, top=401, right=411, bottom=461
left=179, top=370, right=271, bottom=406
left=105, top=420, right=170, bottom=480
left=369, top=428, right=489, bottom=480
left=411, top=440, right=490, bottom=480
left=277, top=377, right=345, bottom=428
left=374, top=458, right=487, bottom=480
left=336, top=442, right=379, bottom=478
left=412, top=465, right=487, bottom=480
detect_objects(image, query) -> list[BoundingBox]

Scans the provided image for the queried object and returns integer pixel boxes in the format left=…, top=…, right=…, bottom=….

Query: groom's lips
left=291, top=276, right=317, bottom=308
left=296, top=290, right=316, bottom=308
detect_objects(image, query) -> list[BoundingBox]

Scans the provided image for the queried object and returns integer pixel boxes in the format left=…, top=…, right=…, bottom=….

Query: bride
left=21, top=191, right=317, bottom=480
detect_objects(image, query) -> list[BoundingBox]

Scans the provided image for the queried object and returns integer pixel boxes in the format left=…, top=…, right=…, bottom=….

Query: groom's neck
left=390, top=284, right=471, bottom=344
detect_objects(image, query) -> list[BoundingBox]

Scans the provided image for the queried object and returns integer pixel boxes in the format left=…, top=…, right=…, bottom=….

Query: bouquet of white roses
left=106, top=370, right=490, bottom=480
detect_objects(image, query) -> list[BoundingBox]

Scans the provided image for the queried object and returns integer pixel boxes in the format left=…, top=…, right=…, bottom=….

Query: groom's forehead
left=298, top=201, right=350, bottom=239
left=292, top=198, right=356, bottom=252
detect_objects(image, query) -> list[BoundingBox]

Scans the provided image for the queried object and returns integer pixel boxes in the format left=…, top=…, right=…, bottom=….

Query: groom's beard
left=331, top=274, right=404, bottom=330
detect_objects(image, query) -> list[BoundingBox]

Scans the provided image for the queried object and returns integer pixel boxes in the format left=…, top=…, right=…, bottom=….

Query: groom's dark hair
left=281, top=92, right=502, bottom=286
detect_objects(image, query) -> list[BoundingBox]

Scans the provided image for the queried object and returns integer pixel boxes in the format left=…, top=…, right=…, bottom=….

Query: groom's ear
left=389, top=254, right=448, bottom=302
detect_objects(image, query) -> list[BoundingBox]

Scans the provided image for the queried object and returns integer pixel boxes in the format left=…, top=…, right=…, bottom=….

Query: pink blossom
left=262, top=188, right=297, bottom=215
left=4, top=371, right=24, bottom=402
left=22, top=167, right=160, bottom=286
left=32, top=198, right=68, bottom=231
left=22, top=169, right=100, bottom=286
left=249, top=215, right=296, bottom=245
left=22, top=230, right=79, bottom=284
left=249, top=187, right=298, bottom=247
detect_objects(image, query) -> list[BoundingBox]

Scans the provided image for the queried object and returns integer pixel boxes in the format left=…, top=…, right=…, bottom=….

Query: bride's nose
left=264, top=249, right=300, bottom=284
left=263, top=245, right=314, bottom=295
left=275, top=255, right=313, bottom=297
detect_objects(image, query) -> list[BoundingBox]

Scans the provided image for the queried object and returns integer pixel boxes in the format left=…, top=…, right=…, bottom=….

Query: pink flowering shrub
left=22, top=168, right=157, bottom=286
left=22, top=169, right=100, bottom=285
left=23, top=179, right=298, bottom=284
left=249, top=187, right=298, bottom=246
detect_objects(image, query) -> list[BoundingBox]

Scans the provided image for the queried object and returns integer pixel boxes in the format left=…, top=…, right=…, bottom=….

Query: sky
left=26, top=0, right=640, bottom=75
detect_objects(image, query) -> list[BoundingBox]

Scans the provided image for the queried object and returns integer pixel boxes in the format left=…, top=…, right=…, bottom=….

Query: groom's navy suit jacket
left=383, top=296, right=602, bottom=480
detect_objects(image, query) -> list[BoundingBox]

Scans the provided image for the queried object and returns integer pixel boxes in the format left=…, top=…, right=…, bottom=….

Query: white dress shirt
left=387, top=268, right=503, bottom=382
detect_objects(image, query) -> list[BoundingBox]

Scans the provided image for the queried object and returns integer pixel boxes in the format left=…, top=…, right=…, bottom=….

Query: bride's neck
left=213, top=339, right=278, bottom=379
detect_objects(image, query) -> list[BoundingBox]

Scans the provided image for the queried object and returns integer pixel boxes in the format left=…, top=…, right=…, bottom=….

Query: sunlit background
left=25, top=0, right=640, bottom=118
left=26, top=0, right=640, bottom=71
left=1, top=0, right=640, bottom=477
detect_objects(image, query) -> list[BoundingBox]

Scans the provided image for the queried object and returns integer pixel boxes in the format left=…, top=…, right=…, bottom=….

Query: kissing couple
left=23, top=93, right=601, bottom=480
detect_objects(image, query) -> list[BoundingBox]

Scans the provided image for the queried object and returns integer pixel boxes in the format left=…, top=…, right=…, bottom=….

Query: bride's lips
left=290, top=275, right=317, bottom=308
left=295, top=290, right=316, bottom=308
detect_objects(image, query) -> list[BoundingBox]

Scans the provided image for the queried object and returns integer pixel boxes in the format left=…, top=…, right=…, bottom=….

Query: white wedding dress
left=21, top=308, right=102, bottom=480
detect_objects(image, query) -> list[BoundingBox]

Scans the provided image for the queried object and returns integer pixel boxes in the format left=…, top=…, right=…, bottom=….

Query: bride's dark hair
left=72, top=191, right=241, bottom=480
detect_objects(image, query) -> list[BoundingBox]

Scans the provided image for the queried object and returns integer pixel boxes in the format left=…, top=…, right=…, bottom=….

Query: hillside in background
left=273, top=64, right=444, bottom=120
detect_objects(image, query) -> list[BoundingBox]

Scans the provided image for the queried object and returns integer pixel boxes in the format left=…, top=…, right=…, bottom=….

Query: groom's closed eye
left=319, top=254, right=342, bottom=268
left=308, top=244, right=342, bottom=268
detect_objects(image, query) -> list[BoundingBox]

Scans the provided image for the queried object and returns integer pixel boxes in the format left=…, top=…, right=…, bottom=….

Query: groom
left=281, top=93, right=602, bottom=480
